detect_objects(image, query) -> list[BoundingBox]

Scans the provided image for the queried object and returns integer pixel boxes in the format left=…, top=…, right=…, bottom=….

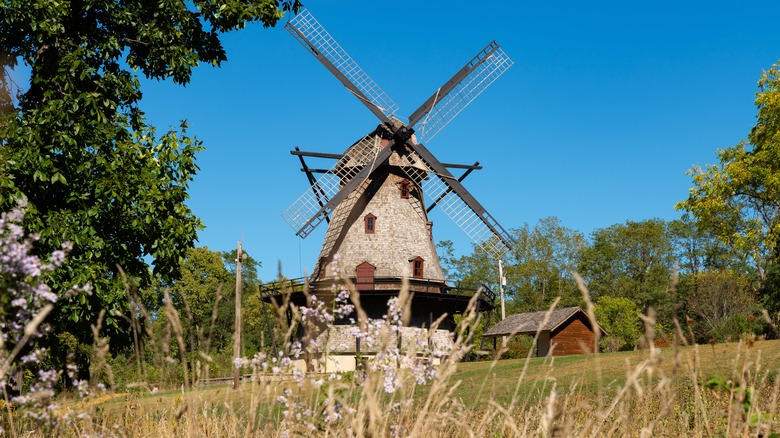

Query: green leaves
left=677, top=59, right=780, bottom=309
left=171, top=247, right=232, bottom=323
left=0, top=0, right=301, bottom=371
left=578, top=219, right=675, bottom=314
left=50, top=172, right=66, bottom=185
left=442, top=217, right=586, bottom=313
left=594, top=296, right=642, bottom=351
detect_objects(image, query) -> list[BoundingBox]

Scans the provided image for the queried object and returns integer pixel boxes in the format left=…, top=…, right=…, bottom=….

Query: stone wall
left=315, top=325, right=454, bottom=355
left=317, top=162, right=445, bottom=281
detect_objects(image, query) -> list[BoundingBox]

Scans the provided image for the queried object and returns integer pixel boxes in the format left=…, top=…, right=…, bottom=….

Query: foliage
left=164, top=245, right=275, bottom=366
left=442, top=216, right=586, bottom=313
left=677, top=60, right=780, bottom=310
left=504, top=217, right=586, bottom=310
left=171, top=247, right=232, bottom=326
left=221, top=248, right=271, bottom=351
left=0, top=0, right=302, bottom=371
left=578, top=219, right=675, bottom=317
left=764, top=240, right=780, bottom=315
left=222, top=249, right=261, bottom=284
left=594, top=296, right=642, bottom=351
left=668, top=217, right=745, bottom=275
left=683, top=270, right=764, bottom=342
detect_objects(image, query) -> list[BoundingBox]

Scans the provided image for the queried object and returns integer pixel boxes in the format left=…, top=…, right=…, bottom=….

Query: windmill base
left=296, top=325, right=455, bottom=373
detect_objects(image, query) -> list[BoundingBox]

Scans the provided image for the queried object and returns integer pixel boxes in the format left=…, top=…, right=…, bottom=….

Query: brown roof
left=483, top=307, right=606, bottom=338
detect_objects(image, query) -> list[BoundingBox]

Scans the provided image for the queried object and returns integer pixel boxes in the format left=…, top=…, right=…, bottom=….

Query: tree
left=165, top=246, right=276, bottom=374
left=222, top=248, right=270, bottom=352
left=578, top=219, right=675, bottom=318
left=0, top=0, right=301, bottom=370
left=505, top=217, right=586, bottom=311
left=223, top=249, right=261, bottom=286
left=437, top=240, right=460, bottom=282
left=668, top=217, right=740, bottom=276
left=594, top=296, right=642, bottom=351
left=442, top=217, right=586, bottom=313
left=764, top=239, right=780, bottom=314
left=685, top=270, right=762, bottom=342
left=677, top=60, right=780, bottom=310
left=172, top=247, right=232, bottom=326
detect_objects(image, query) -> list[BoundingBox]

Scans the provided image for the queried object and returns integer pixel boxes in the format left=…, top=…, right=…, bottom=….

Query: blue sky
left=123, top=1, right=780, bottom=280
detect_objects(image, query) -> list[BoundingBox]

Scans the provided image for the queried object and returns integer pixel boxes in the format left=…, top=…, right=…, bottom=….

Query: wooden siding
left=550, top=316, right=597, bottom=356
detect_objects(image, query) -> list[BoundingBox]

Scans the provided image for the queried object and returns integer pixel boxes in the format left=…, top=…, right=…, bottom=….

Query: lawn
left=454, top=338, right=780, bottom=406
left=60, top=337, right=779, bottom=437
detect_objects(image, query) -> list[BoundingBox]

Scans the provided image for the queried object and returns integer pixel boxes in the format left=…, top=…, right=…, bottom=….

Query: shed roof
left=483, top=307, right=606, bottom=338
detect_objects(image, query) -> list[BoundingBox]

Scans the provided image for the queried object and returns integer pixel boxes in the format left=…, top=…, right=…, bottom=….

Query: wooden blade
left=401, top=142, right=514, bottom=258
left=285, top=9, right=398, bottom=123
left=295, top=147, right=330, bottom=224
left=407, top=41, right=513, bottom=144
left=282, top=137, right=394, bottom=238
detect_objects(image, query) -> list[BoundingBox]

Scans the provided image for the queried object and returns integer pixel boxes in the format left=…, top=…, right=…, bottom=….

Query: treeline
left=117, top=247, right=276, bottom=387
left=440, top=215, right=773, bottom=350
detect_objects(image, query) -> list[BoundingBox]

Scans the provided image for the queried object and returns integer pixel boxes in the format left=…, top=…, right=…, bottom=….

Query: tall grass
left=2, top=227, right=779, bottom=436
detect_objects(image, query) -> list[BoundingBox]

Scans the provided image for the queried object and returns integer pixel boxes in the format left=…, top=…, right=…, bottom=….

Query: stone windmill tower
left=277, top=9, right=514, bottom=365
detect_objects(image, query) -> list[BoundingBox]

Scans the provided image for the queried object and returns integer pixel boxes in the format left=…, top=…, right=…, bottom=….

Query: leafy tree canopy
left=668, top=217, right=744, bottom=276
left=594, top=296, right=642, bottom=351
left=0, top=0, right=301, bottom=362
left=441, top=217, right=586, bottom=313
left=578, top=219, right=675, bottom=315
left=684, top=269, right=762, bottom=342
left=677, top=60, right=780, bottom=288
left=171, top=246, right=232, bottom=324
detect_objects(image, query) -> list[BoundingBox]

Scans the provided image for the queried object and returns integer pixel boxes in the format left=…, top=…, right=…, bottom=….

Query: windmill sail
left=283, top=9, right=515, bottom=256
left=282, top=134, right=389, bottom=238
left=408, top=41, right=514, bottom=144
left=285, top=9, right=399, bottom=122
left=398, top=142, right=514, bottom=259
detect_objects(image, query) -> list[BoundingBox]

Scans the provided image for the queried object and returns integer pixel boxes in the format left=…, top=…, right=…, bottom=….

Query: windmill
left=274, top=9, right=513, bottom=366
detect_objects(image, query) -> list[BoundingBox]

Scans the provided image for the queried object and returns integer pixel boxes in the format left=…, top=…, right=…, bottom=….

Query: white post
left=232, top=241, right=243, bottom=390
left=498, top=259, right=506, bottom=320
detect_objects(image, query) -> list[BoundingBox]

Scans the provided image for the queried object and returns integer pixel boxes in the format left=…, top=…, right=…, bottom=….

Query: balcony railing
left=259, top=276, right=496, bottom=308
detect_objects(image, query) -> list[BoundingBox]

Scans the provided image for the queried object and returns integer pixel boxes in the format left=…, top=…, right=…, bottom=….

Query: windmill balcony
left=260, top=277, right=495, bottom=325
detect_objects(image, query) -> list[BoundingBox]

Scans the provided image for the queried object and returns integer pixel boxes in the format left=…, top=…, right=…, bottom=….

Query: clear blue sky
left=130, top=1, right=779, bottom=280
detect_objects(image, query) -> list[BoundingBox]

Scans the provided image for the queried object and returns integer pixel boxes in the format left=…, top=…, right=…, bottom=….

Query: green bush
left=595, top=296, right=642, bottom=351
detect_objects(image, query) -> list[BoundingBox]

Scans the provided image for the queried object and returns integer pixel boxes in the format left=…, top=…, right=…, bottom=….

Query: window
left=411, top=257, right=424, bottom=278
left=399, top=179, right=411, bottom=199
left=364, top=213, right=376, bottom=234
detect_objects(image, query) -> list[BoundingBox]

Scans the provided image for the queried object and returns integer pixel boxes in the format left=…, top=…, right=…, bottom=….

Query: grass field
left=454, top=338, right=780, bottom=405
left=5, top=280, right=779, bottom=437
left=34, top=337, right=777, bottom=437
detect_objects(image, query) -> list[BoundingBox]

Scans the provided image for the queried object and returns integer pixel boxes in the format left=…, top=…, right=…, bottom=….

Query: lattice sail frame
left=413, top=43, right=514, bottom=144
left=281, top=135, right=383, bottom=238
left=398, top=152, right=510, bottom=259
left=286, top=10, right=399, bottom=118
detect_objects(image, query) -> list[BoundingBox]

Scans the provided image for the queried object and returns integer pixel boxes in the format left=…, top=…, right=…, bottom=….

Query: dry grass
left=7, top=278, right=780, bottom=437
left=26, top=335, right=779, bottom=437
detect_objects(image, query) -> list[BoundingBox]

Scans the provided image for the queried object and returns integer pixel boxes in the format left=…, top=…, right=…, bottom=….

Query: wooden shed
left=483, top=307, right=606, bottom=357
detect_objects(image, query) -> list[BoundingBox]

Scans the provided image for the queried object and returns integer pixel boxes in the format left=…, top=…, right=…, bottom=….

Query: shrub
left=594, top=296, right=642, bottom=350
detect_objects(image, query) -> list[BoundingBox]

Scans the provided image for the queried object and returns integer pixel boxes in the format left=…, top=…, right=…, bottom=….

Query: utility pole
left=232, top=241, right=243, bottom=390
left=498, top=259, right=506, bottom=320
left=498, top=258, right=507, bottom=346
